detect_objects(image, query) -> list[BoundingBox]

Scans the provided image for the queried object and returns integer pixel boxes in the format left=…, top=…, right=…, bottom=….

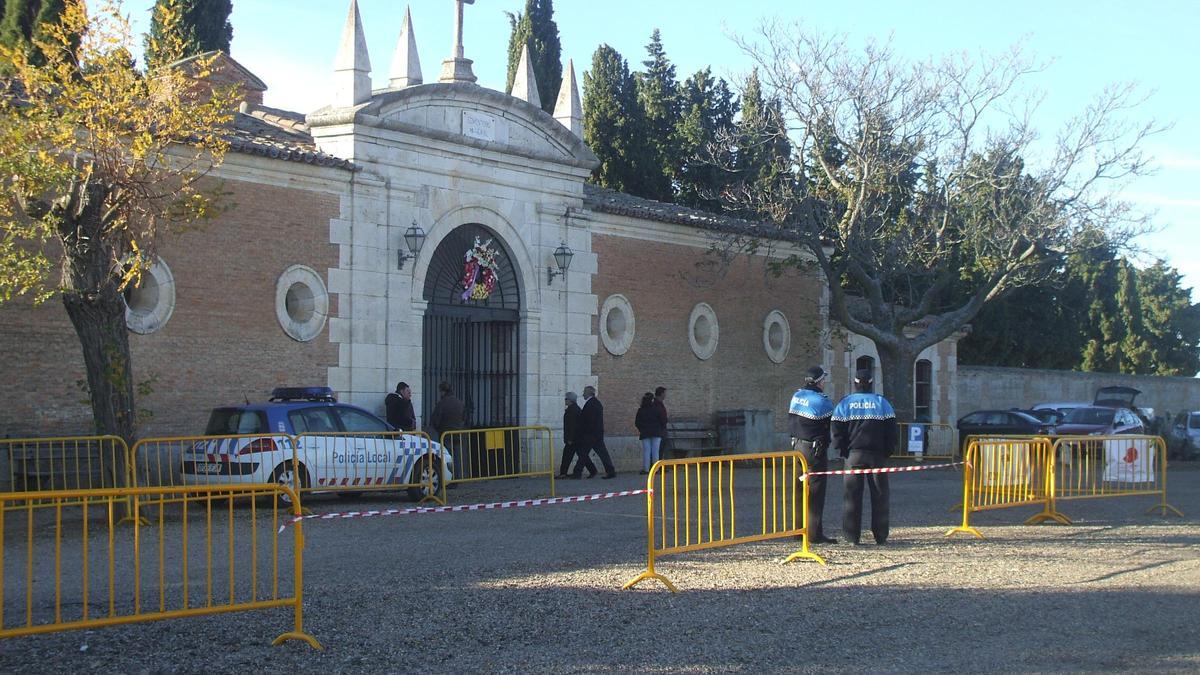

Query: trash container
left=717, top=410, right=775, bottom=454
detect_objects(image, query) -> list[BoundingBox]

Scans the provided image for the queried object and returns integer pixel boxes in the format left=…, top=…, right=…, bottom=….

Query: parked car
left=1053, top=405, right=1144, bottom=436
left=1167, top=411, right=1200, bottom=460
left=1032, top=401, right=1089, bottom=417
left=179, top=387, right=453, bottom=501
left=1012, top=408, right=1065, bottom=426
left=956, top=409, right=1051, bottom=453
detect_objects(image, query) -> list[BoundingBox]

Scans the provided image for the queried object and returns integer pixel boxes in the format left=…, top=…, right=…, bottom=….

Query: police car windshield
left=1063, top=407, right=1114, bottom=425
left=205, top=408, right=268, bottom=435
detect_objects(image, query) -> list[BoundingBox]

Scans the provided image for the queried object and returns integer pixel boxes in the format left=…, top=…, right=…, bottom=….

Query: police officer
left=832, top=368, right=898, bottom=545
left=788, top=366, right=837, bottom=544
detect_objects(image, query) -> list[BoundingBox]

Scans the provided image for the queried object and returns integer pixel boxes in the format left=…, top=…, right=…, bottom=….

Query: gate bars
left=624, top=451, right=826, bottom=592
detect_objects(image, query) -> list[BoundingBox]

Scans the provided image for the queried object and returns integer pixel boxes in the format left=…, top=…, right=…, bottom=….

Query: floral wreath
left=460, top=236, right=499, bottom=300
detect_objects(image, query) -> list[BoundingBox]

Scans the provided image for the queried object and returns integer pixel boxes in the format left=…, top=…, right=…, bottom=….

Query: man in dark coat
left=572, top=385, right=616, bottom=479
left=789, top=366, right=837, bottom=544
left=558, top=391, right=591, bottom=478
left=429, top=381, right=465, bottom=440
left=385, top=381, right=416, bottom=431
left=831, top=369, right=899, bottom=545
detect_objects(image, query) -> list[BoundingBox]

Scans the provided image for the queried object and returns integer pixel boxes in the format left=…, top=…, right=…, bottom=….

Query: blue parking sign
left=908, top=424, right=925, bottom=455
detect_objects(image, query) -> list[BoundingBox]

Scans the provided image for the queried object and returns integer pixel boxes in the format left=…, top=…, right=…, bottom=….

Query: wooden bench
left=665, top=420, right=722, bottom=458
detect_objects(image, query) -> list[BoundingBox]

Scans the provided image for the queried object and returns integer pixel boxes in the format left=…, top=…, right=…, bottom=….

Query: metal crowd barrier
left=1, top=436, right=129, bottom=511
left=891, top=423, right=957, bottom=460
left=946, top=438, right=1056, bottom=538
left=623, top=451, right=826, bottom=592
left=947, top=435, right=1182, bottom=538
left=1045, top=435, right=1182, bottom=521
left=438, top=426, right=555, bottom=503
left=0, top=484, right=320, bottom=649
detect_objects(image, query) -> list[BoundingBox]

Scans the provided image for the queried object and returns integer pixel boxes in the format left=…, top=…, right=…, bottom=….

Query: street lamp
left=546, top=242, right=574, bottom=285
left=397, top=222, right=427, bottom=271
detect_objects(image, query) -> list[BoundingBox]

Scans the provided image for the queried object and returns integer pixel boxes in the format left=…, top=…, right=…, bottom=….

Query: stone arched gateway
left=421, top=224, right=522, bottom=429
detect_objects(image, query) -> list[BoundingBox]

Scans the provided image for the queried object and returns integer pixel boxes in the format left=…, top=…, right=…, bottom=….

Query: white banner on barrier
left=1103, top=437, right=1155, bottom=483
left=980, top=440, right=1031, bottom=488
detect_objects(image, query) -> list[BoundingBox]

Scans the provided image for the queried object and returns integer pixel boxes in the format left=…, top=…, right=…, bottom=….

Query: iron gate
left=421, top=224, right=522, bottom=429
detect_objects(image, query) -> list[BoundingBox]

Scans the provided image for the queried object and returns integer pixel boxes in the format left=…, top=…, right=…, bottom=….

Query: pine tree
left=583, top=44, right=655, bottom=197
left=675, top=68, right=739, bottom=211
left=504, top=0, right=561, bottom=114
left=632, top=29, right=678, bottom=202
left=145, top=0, right=233, bottom=68
left=1, top=0, right=66, bottom=64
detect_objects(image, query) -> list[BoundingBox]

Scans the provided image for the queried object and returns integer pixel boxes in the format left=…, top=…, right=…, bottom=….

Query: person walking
left=558, top=391, right=592, bottom=478
left=832, top=369, right=898, bottom=545
left=385, top=382, right=416, bottom=431
left=572, top=385, right=616, bottom=479
left=635, top=392, right=666, bottom=474
left=788, top=366, right=837, bottom=544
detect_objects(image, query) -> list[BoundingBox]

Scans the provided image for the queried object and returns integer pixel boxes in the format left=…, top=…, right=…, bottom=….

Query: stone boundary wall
left=957, top=365, right=1200, bottom=421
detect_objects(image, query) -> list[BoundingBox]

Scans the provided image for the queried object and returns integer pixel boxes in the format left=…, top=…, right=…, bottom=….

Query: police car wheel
left=270, top=462, right=309, bottom=504
left=406, top=456, right=441, bottom=501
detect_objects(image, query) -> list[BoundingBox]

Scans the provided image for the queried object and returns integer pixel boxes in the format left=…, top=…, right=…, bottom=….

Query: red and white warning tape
left=802, top=461, right=966, bottom=479
left=280, top=488, right=649, bottom=533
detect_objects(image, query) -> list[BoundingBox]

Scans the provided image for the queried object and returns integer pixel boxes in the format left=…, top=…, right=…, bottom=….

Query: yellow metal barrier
left=1044, top=435, right=1182, bottom=521
left=946, top=437, right=1057, bottom=539
left=892, top=423, right=957, bottom=460
left=1, top=436, right=129, bottom=510
left=438, top=426, right=555, bottom=503
left=0, top=484, right=320, bottom=648
left=623, top=451, right=826, bottom=592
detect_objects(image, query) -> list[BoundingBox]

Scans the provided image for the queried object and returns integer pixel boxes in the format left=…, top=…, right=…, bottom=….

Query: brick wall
left=590, top=233, right=823, bottom=447
left=0, top=174, right=341, bottom=438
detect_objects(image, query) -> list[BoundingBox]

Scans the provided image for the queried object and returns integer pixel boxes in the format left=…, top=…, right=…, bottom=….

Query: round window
left=688, top=303, right=719, bottom=360
left=762, top=310, right=791, bottom=364
left=124, top=259, right=176, bottom=335
left=275, top=265, right=329, bottom=342
left=599, top=294, right=635, bottom=356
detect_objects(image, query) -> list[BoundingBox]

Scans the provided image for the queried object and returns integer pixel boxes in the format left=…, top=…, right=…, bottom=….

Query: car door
left=333, top=406, right=395, bottom=486
left=288, top=406, right=342, bottom=489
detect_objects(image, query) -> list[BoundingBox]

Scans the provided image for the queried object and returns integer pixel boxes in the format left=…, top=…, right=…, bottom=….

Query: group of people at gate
left=557, top=385, right=670, bottom=479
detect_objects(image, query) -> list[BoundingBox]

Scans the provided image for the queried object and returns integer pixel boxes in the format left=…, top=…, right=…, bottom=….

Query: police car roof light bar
left=270, top=386, right=337, bottom=402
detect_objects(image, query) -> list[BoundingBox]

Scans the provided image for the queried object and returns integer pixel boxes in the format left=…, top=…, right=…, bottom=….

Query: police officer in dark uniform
left=832, top=369, right=898, bottom=545
left=788, top=365, right=837, bottom=544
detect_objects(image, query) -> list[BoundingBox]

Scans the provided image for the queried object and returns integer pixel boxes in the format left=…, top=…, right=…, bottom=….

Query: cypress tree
left=504, top=0, right=561, bottom=114
left=734, top=69, right=795, bottom=221
left=675, top=68, right=739, bottom=211
left=0, top=0, right=37, bottom=51
left=633, top=29, right=679, bottom=202
left=145, top=0, right=233, bottom=68
left=583, top=44, right=654, bottom=197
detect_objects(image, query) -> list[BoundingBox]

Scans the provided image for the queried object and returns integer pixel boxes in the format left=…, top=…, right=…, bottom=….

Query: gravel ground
left=2, top=462, right=1198, bottom=674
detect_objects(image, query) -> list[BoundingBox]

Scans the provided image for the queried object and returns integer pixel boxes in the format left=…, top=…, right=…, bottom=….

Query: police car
left=179, top=387, right=452, bottom=501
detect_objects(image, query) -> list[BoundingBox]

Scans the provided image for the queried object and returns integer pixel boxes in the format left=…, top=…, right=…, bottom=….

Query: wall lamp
left=546, top=242, right=574, bottom=286
left=397, top=222, right=427, bottom=271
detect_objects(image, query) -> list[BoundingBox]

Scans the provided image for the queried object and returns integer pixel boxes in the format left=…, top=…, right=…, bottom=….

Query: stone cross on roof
left=440, top=0, right=477, bottom=84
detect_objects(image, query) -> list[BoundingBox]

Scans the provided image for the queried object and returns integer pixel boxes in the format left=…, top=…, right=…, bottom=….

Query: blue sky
left=113, top=0, right=1199, bottom=297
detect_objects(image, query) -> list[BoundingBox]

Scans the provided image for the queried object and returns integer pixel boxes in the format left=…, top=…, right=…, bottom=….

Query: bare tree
left=724, top=22, right=1159, bottom=419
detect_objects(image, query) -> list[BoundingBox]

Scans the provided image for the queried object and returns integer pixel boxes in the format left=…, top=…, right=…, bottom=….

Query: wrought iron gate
left=421, top=224, right=521, bottom=429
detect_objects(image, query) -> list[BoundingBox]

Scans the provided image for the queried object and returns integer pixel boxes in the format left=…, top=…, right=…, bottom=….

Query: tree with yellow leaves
left=0, top=0, right=239, bottom=441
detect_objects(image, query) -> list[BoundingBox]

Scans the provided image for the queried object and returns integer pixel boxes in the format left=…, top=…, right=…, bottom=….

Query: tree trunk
left=62, top=284, right=136, bottom=444
left=57, top=182, right=138, bottom=445
left=876, top=344, right=916, bottom=424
